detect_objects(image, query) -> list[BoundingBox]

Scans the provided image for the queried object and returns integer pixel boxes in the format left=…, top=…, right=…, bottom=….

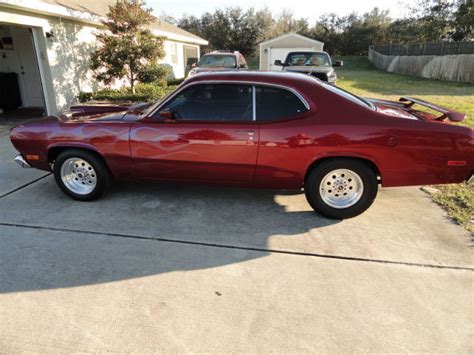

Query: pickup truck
left=274, top=51, right=342, bottom=85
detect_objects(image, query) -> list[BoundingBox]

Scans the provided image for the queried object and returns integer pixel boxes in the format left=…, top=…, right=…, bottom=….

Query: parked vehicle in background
left=274, top=51, right=343, bottom=84
left=187, top=50, right=248, bottom=77
left=10, top=72, right=473, bottom=219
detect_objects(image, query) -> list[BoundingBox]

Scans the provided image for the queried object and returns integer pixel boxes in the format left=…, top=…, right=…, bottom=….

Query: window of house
left=170, top=43, right=178, bottom=65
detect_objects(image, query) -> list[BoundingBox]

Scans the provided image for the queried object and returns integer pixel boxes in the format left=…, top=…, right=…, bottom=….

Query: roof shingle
left=39, top=0, right=206, bottom=42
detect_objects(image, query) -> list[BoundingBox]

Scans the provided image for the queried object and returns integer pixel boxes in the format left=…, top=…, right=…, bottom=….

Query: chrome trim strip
left=14, top=155, right=32, bottom=168
left=148, top=80, right=311, bottom=119
left=252, top=86, right=256, bottom=121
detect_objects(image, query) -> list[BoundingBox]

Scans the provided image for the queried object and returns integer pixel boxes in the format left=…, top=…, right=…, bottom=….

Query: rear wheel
left=305, top=159, right=378, bottom=219
left=53, top=149, right=111, bottom=201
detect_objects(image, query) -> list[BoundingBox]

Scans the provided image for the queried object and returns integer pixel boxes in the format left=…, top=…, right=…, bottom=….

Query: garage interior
left=0, top=24, right=45, bottom=122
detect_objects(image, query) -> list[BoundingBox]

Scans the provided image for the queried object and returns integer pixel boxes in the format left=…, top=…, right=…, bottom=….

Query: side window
left=155, top=84, right=253, bottom=121
left=255, top=86, right=308, bottom=122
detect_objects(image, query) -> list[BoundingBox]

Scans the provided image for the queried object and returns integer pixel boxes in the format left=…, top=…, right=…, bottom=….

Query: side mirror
left=239, top=63, right=247, bottom=69
left=274, top=60, right=284, bottom=66
left=158, top=108, right=175, bottom=121
left=333, top=60, right=343, bottom=67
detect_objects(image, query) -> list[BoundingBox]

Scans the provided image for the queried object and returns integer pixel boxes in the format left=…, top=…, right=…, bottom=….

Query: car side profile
left=10, top=72, right=473, bottom=219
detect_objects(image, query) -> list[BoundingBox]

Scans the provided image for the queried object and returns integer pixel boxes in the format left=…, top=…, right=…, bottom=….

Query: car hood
left=56, top=102, right=151, bottom=123
left=283, top=66, right=334, bottom=74
left=57, top=111, right=128, bottom=123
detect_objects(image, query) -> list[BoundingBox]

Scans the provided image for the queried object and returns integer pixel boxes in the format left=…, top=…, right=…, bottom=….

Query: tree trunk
left=130, top=72, right=135, bottom=94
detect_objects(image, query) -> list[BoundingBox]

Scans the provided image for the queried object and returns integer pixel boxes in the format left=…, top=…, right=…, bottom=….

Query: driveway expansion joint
left=0, top=173, right=51, bottom=199
left=0, top=222, right=472, bottom=272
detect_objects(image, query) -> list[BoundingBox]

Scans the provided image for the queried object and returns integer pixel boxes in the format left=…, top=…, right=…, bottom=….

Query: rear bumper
left=14, top=154, right=32, bottom=168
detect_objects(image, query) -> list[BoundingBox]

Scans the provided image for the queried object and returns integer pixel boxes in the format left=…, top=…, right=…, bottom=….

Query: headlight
left=327, top=71, right=337, bottom=82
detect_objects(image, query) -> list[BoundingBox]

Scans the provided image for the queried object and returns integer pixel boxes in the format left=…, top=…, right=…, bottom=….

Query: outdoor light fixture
left=45, top=30, right=56, bottom=41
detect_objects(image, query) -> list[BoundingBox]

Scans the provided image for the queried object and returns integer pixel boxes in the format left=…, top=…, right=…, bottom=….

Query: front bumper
left=14, top=154, right=32, bottom=168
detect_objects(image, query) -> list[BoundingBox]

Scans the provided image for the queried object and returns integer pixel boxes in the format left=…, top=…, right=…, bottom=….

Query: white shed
left=259, top=33, right=324, bottom=71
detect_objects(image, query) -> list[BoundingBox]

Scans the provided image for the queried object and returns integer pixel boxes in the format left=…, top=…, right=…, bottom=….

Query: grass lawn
left=336, top=57, right=473, bottom=233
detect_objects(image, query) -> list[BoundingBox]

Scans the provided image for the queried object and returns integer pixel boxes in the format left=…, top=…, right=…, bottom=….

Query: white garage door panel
left=269, top=47, right=310, bottom=71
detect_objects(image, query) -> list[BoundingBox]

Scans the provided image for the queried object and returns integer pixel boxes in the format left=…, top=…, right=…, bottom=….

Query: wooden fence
left=371, top=42, right=474, bottom=56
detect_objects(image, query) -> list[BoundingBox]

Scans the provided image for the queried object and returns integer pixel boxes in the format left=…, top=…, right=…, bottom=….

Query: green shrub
left=78, top=83, right=178, bottom=103
left=134, top=82, right=166, bottom=100
left=137, top=63, right=169, bottom=84
left=78, top=92, right=93, bottom=103
left=167, top=78, right=185, bottom=86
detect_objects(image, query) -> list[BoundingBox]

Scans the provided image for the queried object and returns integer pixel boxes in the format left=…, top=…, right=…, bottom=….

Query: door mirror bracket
left=158, top=109, right=176, bottom=122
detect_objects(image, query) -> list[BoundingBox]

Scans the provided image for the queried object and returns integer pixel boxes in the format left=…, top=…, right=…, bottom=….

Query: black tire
left=304, top=159, right=378, bottom=219
left=53, top=149, right=111, bottom=201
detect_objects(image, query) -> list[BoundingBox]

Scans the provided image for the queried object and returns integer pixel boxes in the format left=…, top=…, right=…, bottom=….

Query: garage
left=259, top=33, right=324, bottom=71
left=0, top=24, right=46, bottom=120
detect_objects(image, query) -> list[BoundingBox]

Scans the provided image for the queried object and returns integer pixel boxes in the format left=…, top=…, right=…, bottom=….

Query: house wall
left=0, top=5, right=199, bottom=114
left=259, top=36, right=324, bottom=70
left=161, top=40, right=199, bottom=79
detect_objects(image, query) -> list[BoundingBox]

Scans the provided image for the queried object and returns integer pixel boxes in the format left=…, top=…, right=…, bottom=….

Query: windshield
left=198, top=55, right=237, bottom=68
left=321, top=81, right=375, bottom=110
left=287, top=52, right=331, bottom=66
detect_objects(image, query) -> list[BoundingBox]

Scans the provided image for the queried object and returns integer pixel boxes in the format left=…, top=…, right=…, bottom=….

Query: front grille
left=309, top=72, right=328, bottom=81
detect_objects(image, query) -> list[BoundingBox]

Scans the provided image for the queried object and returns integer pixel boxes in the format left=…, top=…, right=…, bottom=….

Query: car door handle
left=236, top=130, right=255, bottom=135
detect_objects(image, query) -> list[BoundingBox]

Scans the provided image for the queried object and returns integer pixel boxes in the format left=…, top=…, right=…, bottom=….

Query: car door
left=253, top=85, right=312, bottom=189
left=130, top=83, right=259, bottom=183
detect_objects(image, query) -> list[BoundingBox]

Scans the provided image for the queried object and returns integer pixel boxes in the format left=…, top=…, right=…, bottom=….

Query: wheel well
left=305, top=157, right=382, bottom=184
left=48, top=146, right=113, bottom=176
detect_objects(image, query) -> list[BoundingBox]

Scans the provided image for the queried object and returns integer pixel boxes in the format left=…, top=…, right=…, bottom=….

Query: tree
left=400, top=0, right=472, bottom=42
left=90, top=0, right=165, bottom=93
left=449, top=0, right=473, bottom=41
left=178, top=7, right=262, bottom=56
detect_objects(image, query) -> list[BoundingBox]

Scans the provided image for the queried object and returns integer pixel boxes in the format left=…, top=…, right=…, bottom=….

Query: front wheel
left=53, top=149, right=111, bottom=201
left=304, top=159, right=378, bottom=219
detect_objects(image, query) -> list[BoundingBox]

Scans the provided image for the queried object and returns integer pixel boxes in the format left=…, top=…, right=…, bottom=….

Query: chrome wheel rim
left=319, top=169, right=363, bottom=209
left=60, top=158, right=97, bottom=195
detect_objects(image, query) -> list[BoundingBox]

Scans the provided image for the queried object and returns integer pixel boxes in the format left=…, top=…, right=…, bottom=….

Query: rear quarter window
left=256, top=86, right=308, bottom=122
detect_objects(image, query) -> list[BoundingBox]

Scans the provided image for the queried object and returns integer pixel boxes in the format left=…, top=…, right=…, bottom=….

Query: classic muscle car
left=10, top=72, right=473, bottom=219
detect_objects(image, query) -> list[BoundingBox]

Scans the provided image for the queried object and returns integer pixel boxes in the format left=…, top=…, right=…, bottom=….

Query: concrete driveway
left=0, top=122, right=472, bottom=352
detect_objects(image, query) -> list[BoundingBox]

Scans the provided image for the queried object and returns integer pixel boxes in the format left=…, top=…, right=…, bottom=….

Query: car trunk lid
left=368, top=97, right=467, bottom=123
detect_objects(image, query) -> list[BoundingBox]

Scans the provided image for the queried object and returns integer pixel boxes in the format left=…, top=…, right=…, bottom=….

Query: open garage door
left=0, top=24, right=45, bottom=119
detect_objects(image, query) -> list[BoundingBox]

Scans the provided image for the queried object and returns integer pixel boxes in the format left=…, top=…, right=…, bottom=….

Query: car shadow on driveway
left=0, top=181, right=340, bottom=293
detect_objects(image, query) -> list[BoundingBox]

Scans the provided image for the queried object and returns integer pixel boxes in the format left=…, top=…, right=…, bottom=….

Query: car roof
left=287, top=51, right=329, bottom=55
left=185, top=71, right=322, bottom=87
left=202, top=52, right=238, bottom=56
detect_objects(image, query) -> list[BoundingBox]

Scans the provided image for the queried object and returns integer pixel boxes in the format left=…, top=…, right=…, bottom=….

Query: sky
left=147, top=0, right=408, bottom=22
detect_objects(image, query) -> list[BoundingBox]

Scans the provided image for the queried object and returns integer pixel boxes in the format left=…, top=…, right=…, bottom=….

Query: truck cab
left=274, top=51, right=343, bottom=85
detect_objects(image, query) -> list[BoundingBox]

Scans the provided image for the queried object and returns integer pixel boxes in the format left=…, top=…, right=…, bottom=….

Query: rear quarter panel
left=254, top=83, right=473, bottom=188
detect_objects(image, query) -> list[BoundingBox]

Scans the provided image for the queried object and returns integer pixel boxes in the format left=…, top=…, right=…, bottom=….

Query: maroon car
left=10, top=72, right=473, bottom=219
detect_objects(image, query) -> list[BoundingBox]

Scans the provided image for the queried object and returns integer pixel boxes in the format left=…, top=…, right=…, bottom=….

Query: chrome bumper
left=14, top=154, right=32, bottom=168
